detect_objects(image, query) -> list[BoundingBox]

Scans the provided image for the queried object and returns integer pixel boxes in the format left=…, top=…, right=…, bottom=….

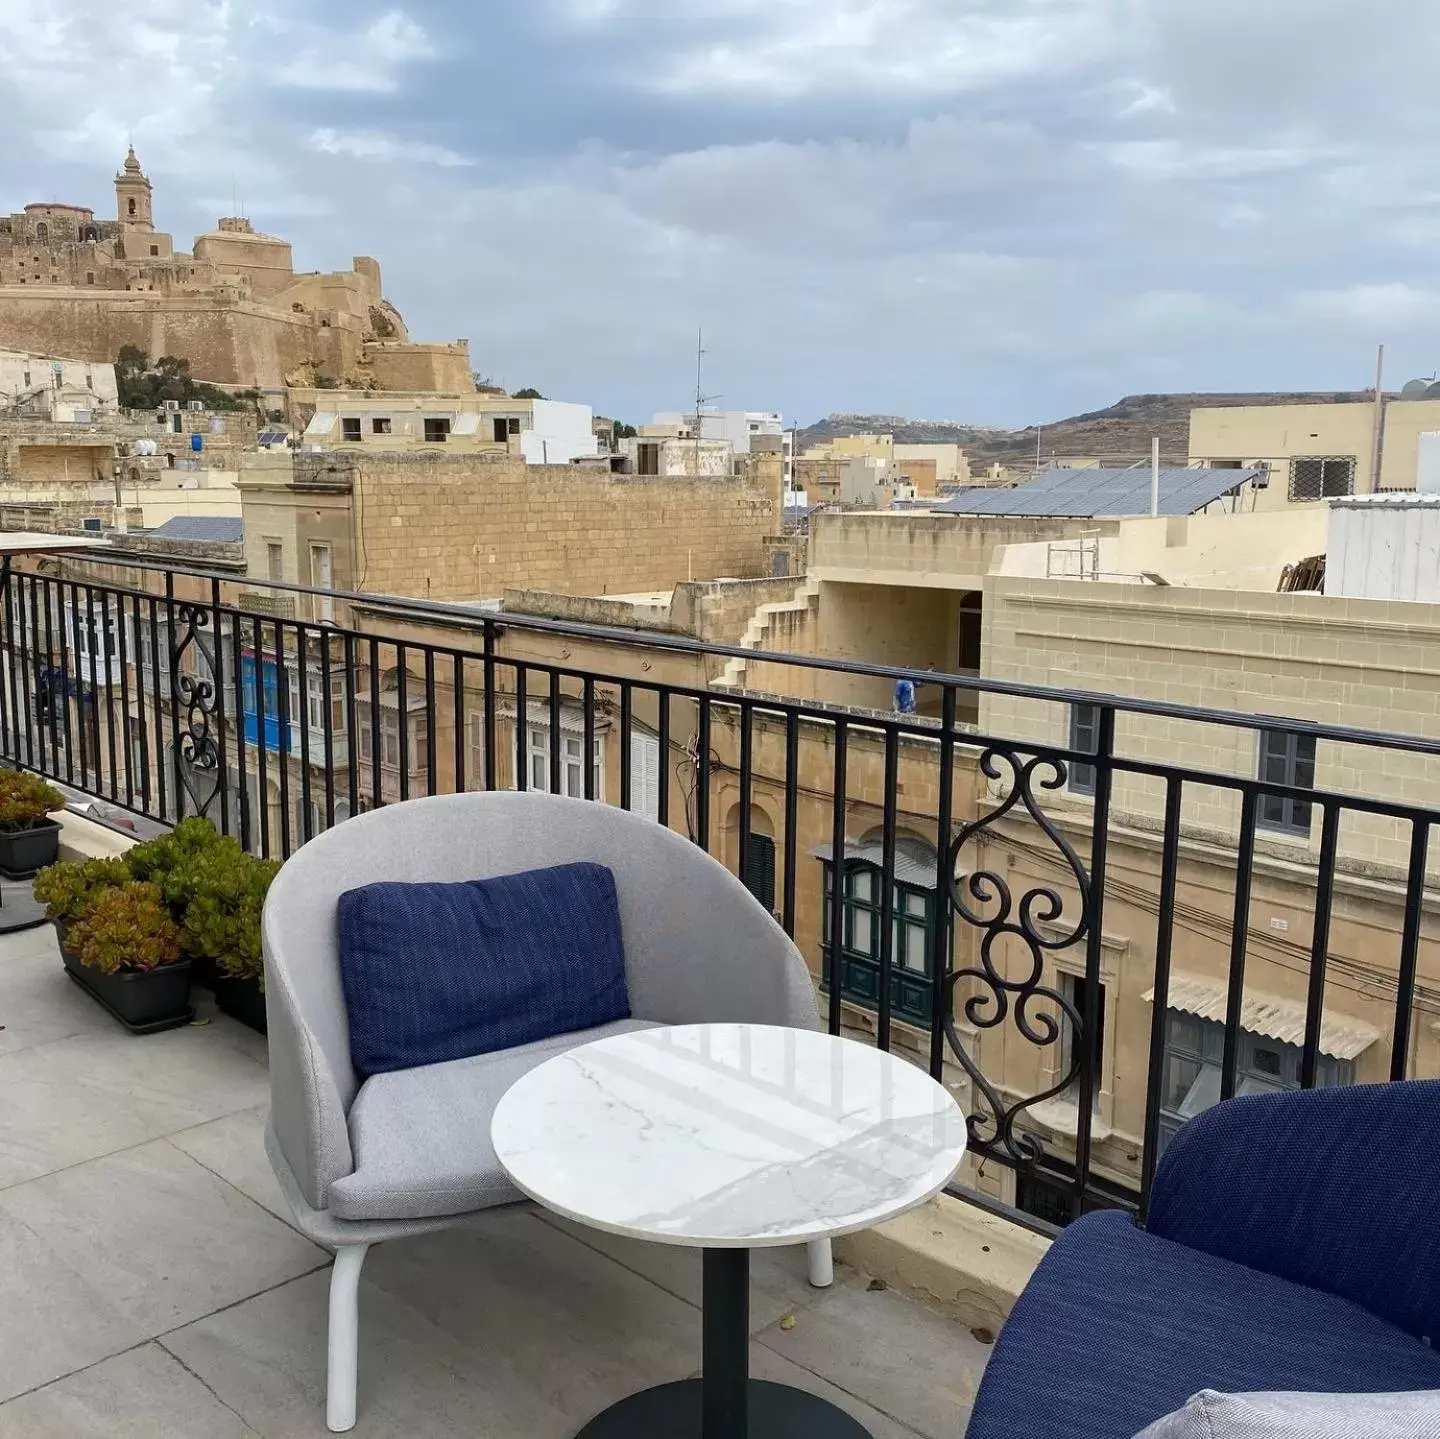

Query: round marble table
left=491, top=1022, right=968, bottom=1438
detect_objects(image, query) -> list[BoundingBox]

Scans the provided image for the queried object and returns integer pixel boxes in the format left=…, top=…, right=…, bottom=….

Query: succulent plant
left=0, top=769, right=64, bottom=831
left=67, top=881, right=182, bottom=975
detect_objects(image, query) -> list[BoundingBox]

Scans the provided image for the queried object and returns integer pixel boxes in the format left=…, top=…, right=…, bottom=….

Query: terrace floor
left=0, top=897, right=990, bottom=1438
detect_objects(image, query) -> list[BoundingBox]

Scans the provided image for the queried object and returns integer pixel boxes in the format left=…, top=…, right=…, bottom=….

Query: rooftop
left=0, top=913, right=986, bottom=1438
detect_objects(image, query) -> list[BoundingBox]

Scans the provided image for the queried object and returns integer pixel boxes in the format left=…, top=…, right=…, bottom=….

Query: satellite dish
left=1401, top=379, right=1431, bottom=400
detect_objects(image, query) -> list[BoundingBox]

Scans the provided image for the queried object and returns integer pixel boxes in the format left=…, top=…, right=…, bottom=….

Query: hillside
left=798, top=392, right=1380, bottom=470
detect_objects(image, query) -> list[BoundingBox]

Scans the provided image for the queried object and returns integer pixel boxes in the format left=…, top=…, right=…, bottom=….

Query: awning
left=812, top=838, right=940, bottom=890
left=452, top=413, right=483, bottom=436
left=1141, top=972, right=1379, bottom=1062
left=303, top=412, right=337, bottom=438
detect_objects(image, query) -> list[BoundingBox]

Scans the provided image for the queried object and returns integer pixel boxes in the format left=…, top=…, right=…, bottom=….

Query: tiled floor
left=0, top=919, right=991, bottom=1437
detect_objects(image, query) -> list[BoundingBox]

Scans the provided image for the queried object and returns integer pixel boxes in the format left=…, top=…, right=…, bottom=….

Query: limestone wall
left=351, top=453, right=777, bottom=600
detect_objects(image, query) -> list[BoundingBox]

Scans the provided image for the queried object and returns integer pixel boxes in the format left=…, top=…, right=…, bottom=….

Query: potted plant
left=53, top=880, right=190, bottom=1033
left=0, top=769, right=65, bottom=878
left=34, top=817, right=277, bottom=1036
left=178, top=846, right=279, bottom=1034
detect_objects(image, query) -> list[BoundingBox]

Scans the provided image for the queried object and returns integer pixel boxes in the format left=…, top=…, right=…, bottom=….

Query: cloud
left=309, top=128, right=471, bottom=168
left=273, top=10, right=436, bottom=93
left=2, top=0, right=1440, bottom=425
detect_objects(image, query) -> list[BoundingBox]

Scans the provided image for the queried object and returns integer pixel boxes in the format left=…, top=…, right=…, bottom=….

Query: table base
left=574, top=1378, right=871, bottom=1438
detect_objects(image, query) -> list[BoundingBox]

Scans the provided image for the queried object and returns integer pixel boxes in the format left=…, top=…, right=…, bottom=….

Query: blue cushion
left=337, top=862, right=630, bottom=1078
left=966, top=1211, right=1440, bottom=1439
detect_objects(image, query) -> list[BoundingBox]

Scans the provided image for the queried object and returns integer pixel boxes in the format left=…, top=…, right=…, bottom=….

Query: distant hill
left=798, top=392, right=1381, bottom=470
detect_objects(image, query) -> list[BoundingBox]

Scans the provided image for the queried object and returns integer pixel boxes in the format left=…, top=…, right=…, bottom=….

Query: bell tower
left=115, top=146, right=154, bottom=231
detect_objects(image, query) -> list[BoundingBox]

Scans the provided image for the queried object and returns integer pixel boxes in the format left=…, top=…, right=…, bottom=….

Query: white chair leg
left=807, top=1238, right=834, bottom=1288
left=327, top=1243, right=370, bottom=1433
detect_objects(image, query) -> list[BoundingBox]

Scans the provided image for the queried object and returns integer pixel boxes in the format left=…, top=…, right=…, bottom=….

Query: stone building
left=0, top=150, right=471, bottom=391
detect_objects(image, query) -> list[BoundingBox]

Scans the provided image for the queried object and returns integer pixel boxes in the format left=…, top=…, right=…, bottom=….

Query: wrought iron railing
left=1, top=557, right=1437, bottom=1235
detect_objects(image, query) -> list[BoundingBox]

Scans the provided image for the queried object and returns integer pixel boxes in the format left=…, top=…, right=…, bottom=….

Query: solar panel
left=937, top=468, right=1261, bottom=518
left=149, top=516, right=244, bottom=542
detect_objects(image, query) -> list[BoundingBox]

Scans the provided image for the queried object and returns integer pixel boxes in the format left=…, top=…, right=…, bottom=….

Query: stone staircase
left=715, top=575, right=822, bottom=691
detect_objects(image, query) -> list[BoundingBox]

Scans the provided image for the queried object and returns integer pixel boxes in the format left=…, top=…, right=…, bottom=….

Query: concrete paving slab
left=0, top=1139, right=325, bottom=1339
left=757, top=1270, right=988, bottom=1439
left=0, top=1343, right=256, bottom=1438
left=169, top=1106, right=294, bottom=1230
left=0, top=1024, right=269, bottom=1188
left=0, top=940, right=113, bottom=1056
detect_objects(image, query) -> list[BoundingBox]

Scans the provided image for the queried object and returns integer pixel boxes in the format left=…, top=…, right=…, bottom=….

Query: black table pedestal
left=575, top=1248, right=870, bottom=1439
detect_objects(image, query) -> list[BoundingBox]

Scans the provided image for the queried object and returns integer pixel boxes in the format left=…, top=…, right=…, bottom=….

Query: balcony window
left=240, top=653, right=290, bottom=753
left=1156, top=1012, right=1352, bottom=1157
left=1257, top=729, right=1316, bottom=837
left=820, top=835, right=938, bottom=1027
left=357, top=699, right=429, bottom=774
left=526, top=722, right=601, bottom=799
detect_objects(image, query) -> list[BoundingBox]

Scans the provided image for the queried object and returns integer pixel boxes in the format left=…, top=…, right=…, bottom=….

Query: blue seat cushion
left=966, top=1211, right=1440, bottom=1439
left=337, top=862, right=630, bottom=1078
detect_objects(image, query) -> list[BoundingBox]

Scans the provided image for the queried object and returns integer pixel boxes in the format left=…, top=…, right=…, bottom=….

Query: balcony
left=0, top=922, right=984, bottom=1435
left=0, top=556, right=1437, bottom=1431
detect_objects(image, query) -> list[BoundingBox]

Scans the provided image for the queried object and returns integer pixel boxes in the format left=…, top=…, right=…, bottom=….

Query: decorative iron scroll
left=941, top=747, right=1094, bottom=1166
left=172, top=604, right=221, bottom=817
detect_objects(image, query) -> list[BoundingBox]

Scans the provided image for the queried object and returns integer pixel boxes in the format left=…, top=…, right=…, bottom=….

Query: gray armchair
left=262, top=790, right=832, bottom=1432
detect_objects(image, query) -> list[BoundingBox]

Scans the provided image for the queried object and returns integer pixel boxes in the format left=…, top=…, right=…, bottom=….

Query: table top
left=490, top=1023, right=968, bottom=1249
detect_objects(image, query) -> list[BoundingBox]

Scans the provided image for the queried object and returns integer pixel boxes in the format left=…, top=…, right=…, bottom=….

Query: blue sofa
left=966, top=1080, right=1440, bottom=1439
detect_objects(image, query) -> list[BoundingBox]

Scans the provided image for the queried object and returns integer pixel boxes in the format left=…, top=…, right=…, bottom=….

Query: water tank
left=190, top=432, right=204, bottom=453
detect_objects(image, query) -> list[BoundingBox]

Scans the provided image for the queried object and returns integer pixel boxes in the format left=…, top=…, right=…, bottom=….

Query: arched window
left=34, top=221, right=47, bottom=240
left=127, top=198, right=136, bottom=217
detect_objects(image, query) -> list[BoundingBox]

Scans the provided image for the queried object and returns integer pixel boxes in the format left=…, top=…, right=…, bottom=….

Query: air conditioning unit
left=1252, top=462, right=1271, bottom=490
left=188, top=400, right=204, bottom=412
left=164, top=399, right=180, bottom=412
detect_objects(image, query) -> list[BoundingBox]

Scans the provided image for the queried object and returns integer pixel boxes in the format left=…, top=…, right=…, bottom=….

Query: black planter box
left=213, top=974, right=267, bottom=1035
left=61, top=942, right=193, bottom=1034
left=0, top=819, right=62, bottom=879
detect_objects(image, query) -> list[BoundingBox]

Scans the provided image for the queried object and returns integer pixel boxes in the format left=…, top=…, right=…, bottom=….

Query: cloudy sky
left=1, top=1, right=1438, bottom=427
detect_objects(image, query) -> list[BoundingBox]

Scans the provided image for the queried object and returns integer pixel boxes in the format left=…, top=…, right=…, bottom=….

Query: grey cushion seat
left=330, top=1017, right=661, bottom=1222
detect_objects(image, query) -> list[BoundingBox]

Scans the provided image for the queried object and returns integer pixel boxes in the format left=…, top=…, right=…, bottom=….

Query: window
left=288, top=670, right=344, bottom=734
left=637, top=443, right=660, bottom=476
left=35, top=222, right=47, bottom=239
left=340, top=417, right=362, bottom=442
left=266, top=542, right=284, bottom=582
left=527, top=723, right=602, bottom=799
left=424, top=417, right=451, bottom=443
left=1257, top=729, right=1316, bottom=836
left=820, top=840, right=938, bottom=1027
left=1289, top=456, right=1355, bottom=502
left=371, top=417, right=391, bottom=435
left=357, top=700, right=429, bottom=774
left=310, top=543, right=334, bottom=623
left=149, top=244, right=158, bottom=257
left=627, top=729, right=660, bottom=822
left=1157, top=1012, right=1352, bottom=1157
left=507, top=417, right=521, bottom=436
left=128, top=198, right=136, bottom=216
left=743, top=833, right=777, bottom=914
left=1069, top=703, right=1100, bottom=795
left=465, top=710, right=487, bottom=789
left=493, top=418, right=509, bottom=443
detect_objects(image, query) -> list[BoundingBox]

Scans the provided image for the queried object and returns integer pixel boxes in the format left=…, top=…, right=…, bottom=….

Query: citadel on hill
left=0, top=149, right=470, bottom=393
